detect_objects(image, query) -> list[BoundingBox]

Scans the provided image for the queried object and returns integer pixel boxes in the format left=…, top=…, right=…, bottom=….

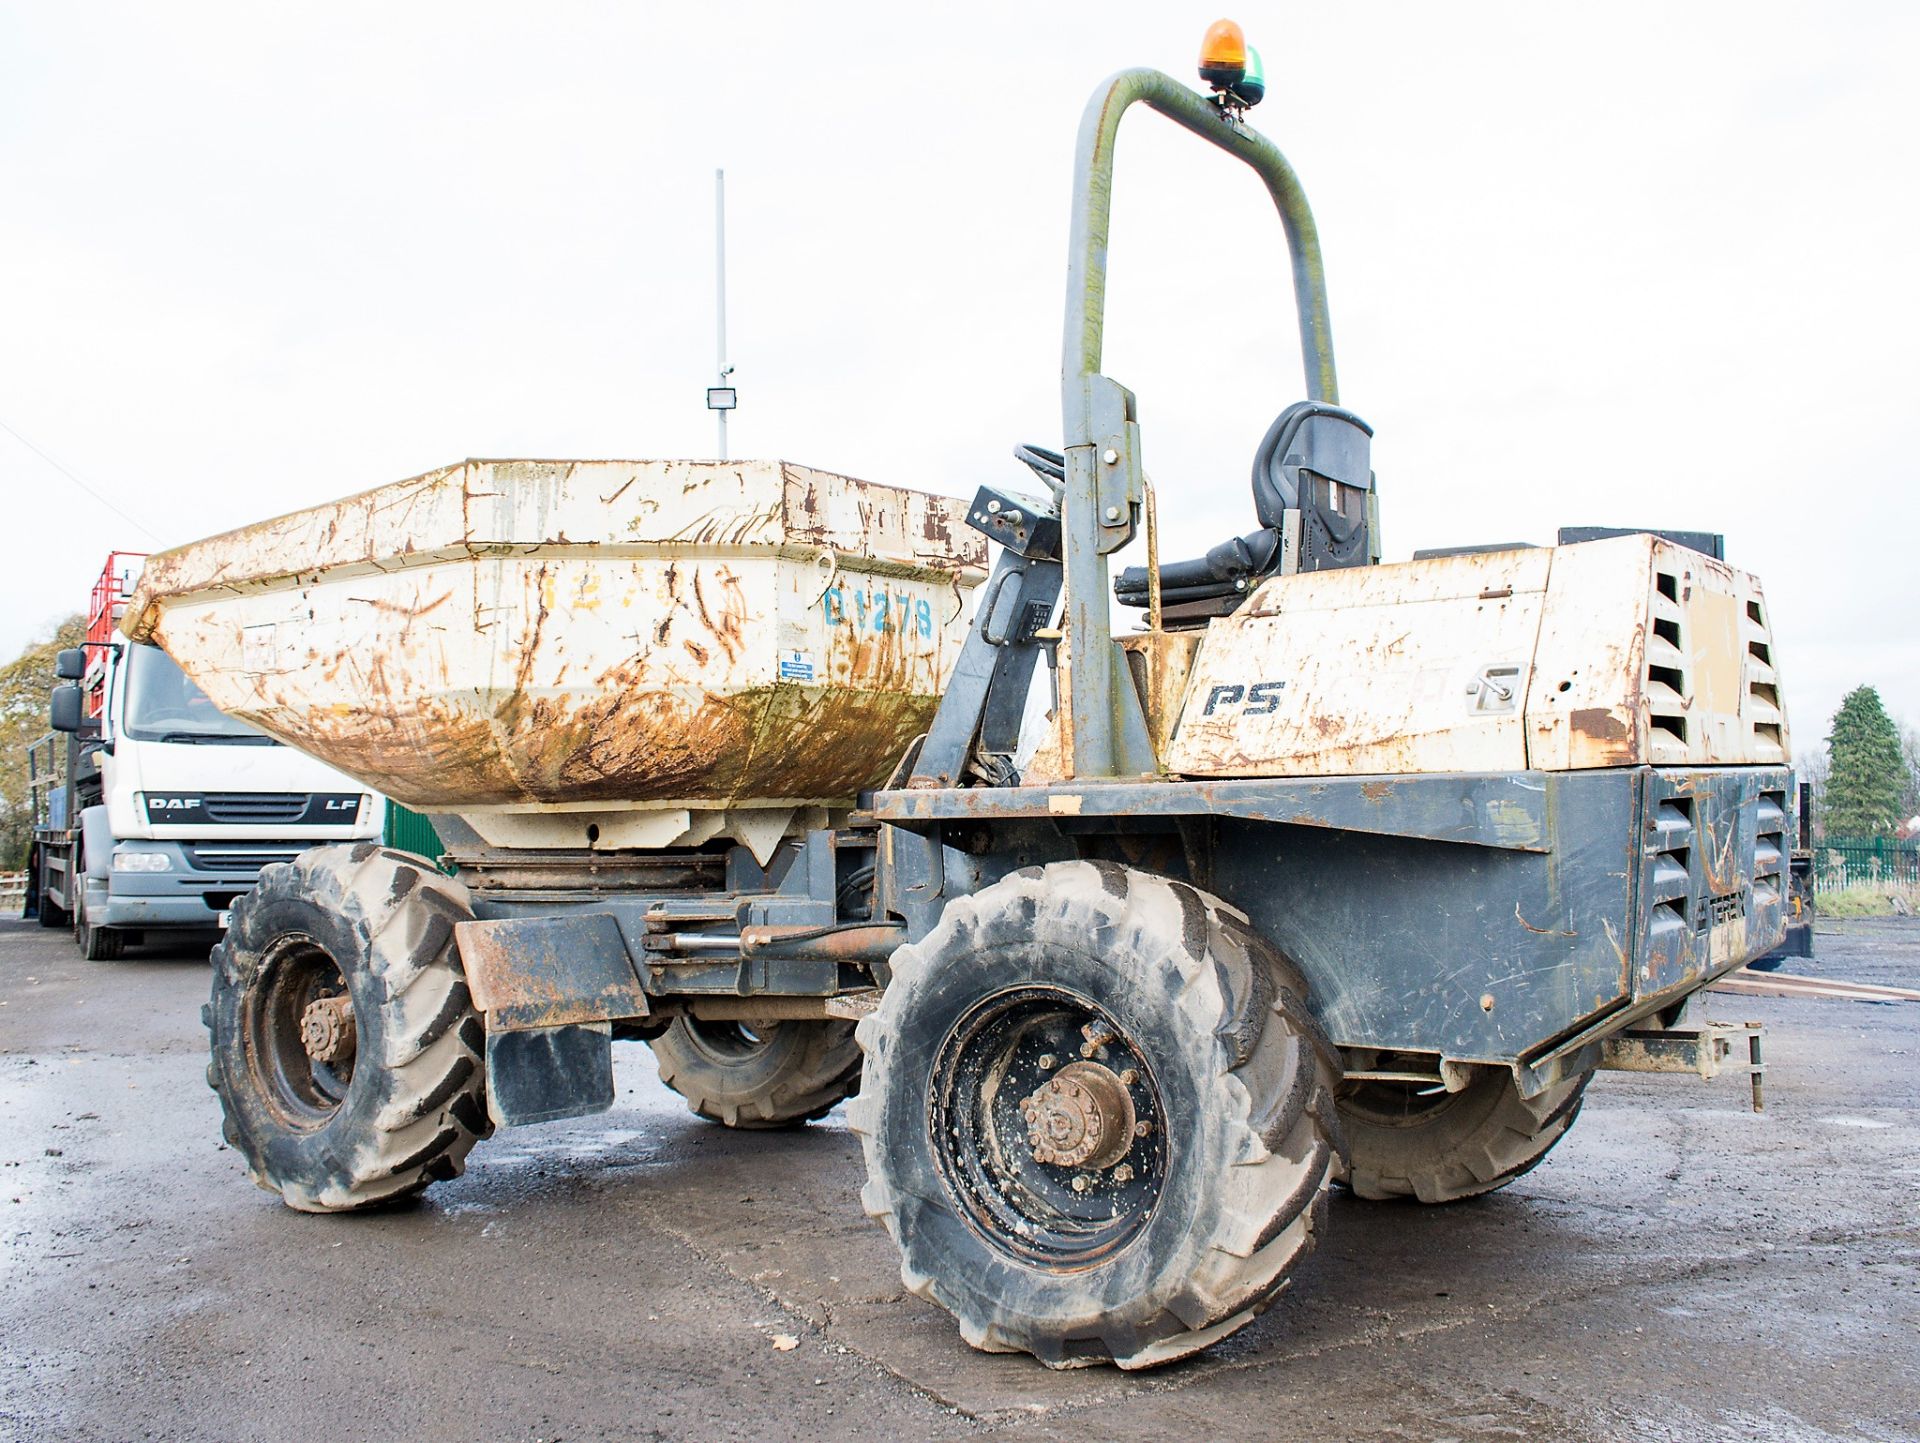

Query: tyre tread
left=206, top=844, right=490, bottom=1213
left=652, top=1016, right=862, bottom=1129
left=851, top=860, right=1340, bottom=1370
left=1342, top=1067, right=1592, bottom=1204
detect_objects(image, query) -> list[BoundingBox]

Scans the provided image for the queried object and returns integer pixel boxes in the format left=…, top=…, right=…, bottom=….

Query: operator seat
left=1115, top=401, right=1375, bottom=620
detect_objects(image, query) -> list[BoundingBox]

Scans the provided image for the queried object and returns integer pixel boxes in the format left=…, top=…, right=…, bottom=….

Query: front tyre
left=850, top=861, right=1342, bottom=1370
left=73, top=876, right=125, bottom=961
left=205, top=844, right=490, bottom=1213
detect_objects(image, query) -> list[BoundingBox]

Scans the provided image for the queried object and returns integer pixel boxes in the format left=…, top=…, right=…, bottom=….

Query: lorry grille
left=201, top=793, right=310, bottom=824
left=183, top=845, right=306, bottom=874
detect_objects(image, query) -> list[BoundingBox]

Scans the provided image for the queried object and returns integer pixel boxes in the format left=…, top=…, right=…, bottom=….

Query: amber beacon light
left=1198, top=19, right=1248, bottom=91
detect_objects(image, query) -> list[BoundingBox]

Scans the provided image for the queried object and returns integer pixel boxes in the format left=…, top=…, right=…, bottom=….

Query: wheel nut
left=1071, top=1174, right=1090, bottom=1193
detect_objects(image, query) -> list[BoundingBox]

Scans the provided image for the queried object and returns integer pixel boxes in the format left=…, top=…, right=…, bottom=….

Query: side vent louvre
left=1754, top=788, right=1788, bottom=906
left=1742, top=591, right=1786, bottom=759
left=1646, top=574, right=1689, bottom=755
left=1648, top=796, right=1694, bottom=941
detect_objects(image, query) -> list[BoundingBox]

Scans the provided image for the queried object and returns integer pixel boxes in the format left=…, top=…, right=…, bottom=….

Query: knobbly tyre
left=129, top=26, right=1791, bottom=1368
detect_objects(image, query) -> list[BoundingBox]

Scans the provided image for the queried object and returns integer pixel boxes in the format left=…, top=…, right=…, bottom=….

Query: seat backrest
left=1251, top=402, right=1376, bottom=571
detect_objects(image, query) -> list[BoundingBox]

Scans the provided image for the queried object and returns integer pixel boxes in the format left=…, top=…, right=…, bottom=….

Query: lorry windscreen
left=120, top=644, right=276, bottom=745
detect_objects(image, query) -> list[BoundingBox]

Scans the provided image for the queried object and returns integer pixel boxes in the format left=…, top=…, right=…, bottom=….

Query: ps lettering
left=1201, top=680, right=1288, bottom=717
left=1245, top=681, right=1286, bottom=716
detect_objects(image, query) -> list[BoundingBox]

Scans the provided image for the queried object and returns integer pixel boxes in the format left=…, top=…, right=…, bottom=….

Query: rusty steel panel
left=1167, top=535, right=1786, bottom=780
left=1599, top=1021, right=1765, bottom=1110
left=1599, top=1023, right=1756, bottom=1079
left=1119, top=629, right=1202, bottom=765
left=120, top=461, right=987, bottom=841
left=1527, top=534, right=1788, bottom=771
left=1169, top=548, right=1552, bottom=778
left=456, top=913, right=648, bottom=1031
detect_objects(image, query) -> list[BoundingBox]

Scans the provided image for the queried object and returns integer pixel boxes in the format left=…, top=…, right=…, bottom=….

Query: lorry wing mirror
left=55, top=647, right=86, bottom=680
left=49, top=684, right=85, bottom=734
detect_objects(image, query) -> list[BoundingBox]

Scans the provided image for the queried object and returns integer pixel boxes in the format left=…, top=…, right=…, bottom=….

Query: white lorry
left=26, top=552, right=385, bottom=959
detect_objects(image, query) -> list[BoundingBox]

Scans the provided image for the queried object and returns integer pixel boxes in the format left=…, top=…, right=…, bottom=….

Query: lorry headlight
left=113, top=850, right=174, bottom=873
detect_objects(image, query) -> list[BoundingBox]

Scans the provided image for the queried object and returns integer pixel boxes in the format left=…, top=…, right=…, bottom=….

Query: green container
left=382, top=803, right=448, bottom=868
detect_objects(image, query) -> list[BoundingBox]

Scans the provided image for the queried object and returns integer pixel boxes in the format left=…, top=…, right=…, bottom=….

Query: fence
left=1813, top=837, right=1920, bottom=893
left=0, top=870, right=24, bottom=911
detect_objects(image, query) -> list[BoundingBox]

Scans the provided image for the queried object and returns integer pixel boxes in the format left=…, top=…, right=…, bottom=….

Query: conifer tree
left=1823, top=686, right=1904, bottom=838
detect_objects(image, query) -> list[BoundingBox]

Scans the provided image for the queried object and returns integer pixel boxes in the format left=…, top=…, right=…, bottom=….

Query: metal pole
left=715, top=168, right=729, bottom=461
left=1057, top=67, right=1338, bottom=779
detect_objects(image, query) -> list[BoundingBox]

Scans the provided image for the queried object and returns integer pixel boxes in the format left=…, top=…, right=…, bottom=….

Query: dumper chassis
left=196, top=58, right=1788, bottom=1368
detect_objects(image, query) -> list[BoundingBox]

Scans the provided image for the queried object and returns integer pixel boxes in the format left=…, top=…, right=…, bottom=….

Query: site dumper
left=134, top=37, right=1791, bottom=1369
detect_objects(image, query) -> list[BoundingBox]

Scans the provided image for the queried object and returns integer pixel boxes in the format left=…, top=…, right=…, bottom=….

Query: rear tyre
left=1337, top=1066, right=1593, bottom=1203
left=33, top=848, right=69, bottom=929
left=205, top=844, right=490, bottom=1213
left=851, top=861, right=1342, bottom=1370
left=649, top=1016, right=861, bottom=1128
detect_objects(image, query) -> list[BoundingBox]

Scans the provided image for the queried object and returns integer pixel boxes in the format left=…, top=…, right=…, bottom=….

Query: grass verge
left=1816, top=884, right=1919, bottom=918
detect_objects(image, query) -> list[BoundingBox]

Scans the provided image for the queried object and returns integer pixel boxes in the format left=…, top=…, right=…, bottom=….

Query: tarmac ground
left=2, top=915, right=1916, bottom=1442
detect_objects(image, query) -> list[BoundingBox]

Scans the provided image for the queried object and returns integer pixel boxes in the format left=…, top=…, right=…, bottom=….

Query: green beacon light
left=1232, top=46, right=1266, bottom=107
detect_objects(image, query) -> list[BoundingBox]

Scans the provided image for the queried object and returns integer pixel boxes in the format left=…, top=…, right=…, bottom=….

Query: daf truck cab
left=27, top=553, right=383, bottom=959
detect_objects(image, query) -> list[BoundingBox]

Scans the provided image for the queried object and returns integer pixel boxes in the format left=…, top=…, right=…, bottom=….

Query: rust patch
left=1513, top=902, right=1578, bottom=938
left=344, top=591, right=453, bottom=619
left=1570, top=707, right=1628, bottom=742
left=491, top=672, right=758, bottom=805
left=1360, top=780, right=1393, bottom=803
left=281, top=694, right=522, bottom=807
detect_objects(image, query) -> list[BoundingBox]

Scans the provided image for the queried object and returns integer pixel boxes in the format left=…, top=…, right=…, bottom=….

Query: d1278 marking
left=822, top=586, right=935, bottom=639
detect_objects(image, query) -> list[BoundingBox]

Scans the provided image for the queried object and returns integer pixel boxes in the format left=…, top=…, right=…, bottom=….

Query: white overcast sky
left=2, top=2, right=1915, bottom=754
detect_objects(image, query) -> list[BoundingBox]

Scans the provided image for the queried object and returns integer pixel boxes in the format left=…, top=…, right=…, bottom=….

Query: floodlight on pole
left=711, top=168, right=733, bottom=460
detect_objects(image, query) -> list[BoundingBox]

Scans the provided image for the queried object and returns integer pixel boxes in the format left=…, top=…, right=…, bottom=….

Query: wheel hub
left=300, top=994, right=356, bottom=1066
left=1020, top=1060, right=1135, bottom=1169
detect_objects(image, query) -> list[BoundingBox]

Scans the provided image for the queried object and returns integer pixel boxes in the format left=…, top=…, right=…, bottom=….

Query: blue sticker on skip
left=779, top=651, right=816, bottom=682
